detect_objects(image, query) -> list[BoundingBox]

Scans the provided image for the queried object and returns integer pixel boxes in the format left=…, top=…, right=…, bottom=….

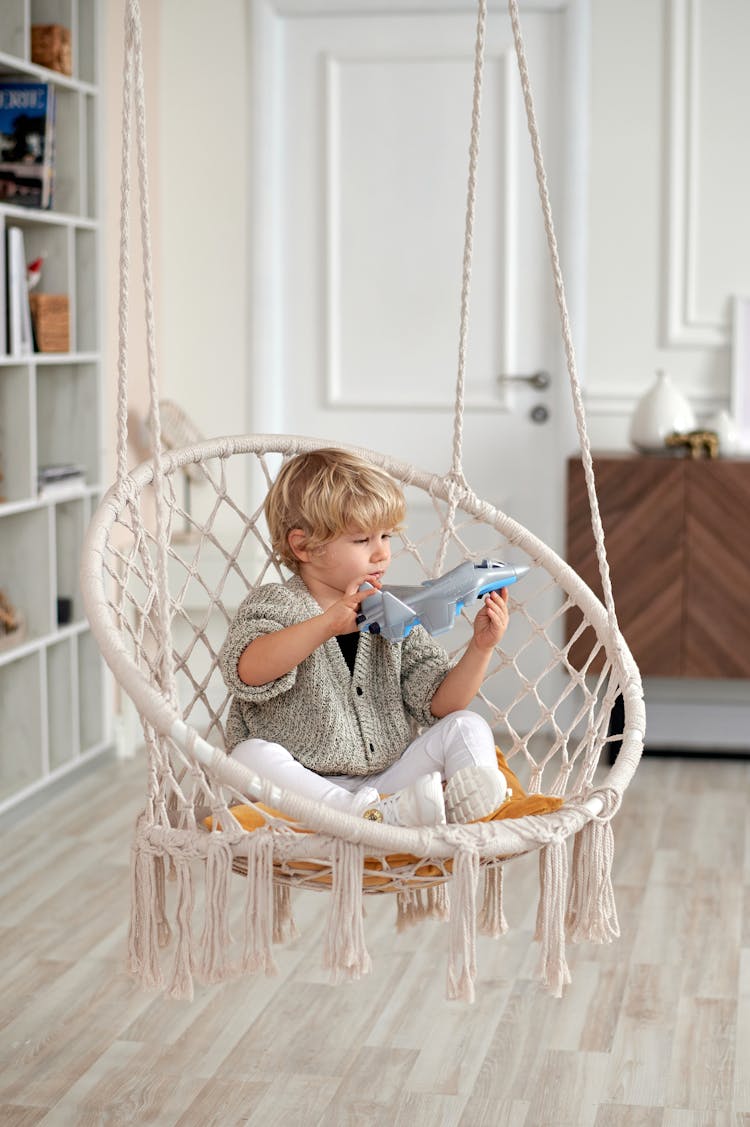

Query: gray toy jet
left=356, top=558, right=530, bottom=642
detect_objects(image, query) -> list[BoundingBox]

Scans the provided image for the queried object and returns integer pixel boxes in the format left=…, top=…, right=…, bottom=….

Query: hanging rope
left=507, top=0, right=619, bottom=638
left=451, top=0, right=488, bottom=492
left=445, top=0, right=619, bottom=653
left=115, top=13, right=133, bottom=491
left=436, top=0, right=487, bottom=574
left=117, top=0, right=177, bottom=703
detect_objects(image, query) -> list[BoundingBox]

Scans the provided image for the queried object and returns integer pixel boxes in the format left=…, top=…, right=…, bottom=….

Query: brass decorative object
left=665, top=430, right=719, bottom=459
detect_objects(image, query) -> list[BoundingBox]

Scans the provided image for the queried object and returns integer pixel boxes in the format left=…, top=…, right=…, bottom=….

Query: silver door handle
left=497, top=370, right=551, bottom=390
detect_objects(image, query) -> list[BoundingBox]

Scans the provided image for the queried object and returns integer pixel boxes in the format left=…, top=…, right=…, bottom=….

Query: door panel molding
left=664, top=0, right=748, bottom=348
left=323, top=47, right=515, bottom=410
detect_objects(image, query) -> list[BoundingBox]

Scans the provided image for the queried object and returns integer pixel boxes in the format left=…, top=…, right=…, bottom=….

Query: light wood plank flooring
left=1, top=752, right=749, bottom=1126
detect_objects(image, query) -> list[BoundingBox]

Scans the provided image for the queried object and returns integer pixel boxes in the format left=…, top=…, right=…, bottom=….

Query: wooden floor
left=1, top=751, right=748, bottom=1126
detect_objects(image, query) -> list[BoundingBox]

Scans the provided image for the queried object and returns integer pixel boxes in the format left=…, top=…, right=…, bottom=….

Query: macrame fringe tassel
left=273, top=881, right=299, bottom=945
left=323, top=841, right=372, bottom=983
left=534, top=842, right=572, bottom=997
left=127, top=836, right=169, bottom=989
left=565, top=818, right=620, bottom=944
left=447, top=850, right=480, bottom=1003
left=477, top=862, right=509, bottom=938
left=166, top=858, right=195, bottom=1000
left=198, top=836, right=235, bottom=983
left=241, top=832, right=277, bottom=974
left=396, top=883, right=450, bottom=932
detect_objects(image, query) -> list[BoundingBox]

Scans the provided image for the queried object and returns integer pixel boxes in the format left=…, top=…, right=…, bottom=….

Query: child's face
left=302, top=527, right=393, bottom=595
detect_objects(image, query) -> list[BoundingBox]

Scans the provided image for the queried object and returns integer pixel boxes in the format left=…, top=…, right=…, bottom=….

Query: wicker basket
left=29, top=294, right=70, bottom=353
left=31, top=25, right=72, bottom=76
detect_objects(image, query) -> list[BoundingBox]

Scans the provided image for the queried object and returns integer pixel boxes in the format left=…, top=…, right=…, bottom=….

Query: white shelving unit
left=0, top=0, right=109, bottom=813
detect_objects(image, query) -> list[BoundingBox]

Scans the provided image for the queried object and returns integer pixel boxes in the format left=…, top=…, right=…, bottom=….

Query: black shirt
left=336, top=631, right=360, bottom=675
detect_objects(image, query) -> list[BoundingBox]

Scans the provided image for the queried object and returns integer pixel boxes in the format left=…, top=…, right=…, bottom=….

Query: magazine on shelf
left=0, top=80, right=56, bottom=210
left=39, top=463, right=87, bottom=482
left=7, top=226, right=33, bottom=356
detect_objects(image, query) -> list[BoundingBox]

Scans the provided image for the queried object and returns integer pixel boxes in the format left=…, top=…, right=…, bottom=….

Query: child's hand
left=472, top=588, right=509, bottom=651
left=322, top=580, right=381, bottom=636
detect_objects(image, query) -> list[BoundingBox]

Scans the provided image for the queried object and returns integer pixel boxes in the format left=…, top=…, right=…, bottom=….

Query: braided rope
left=118, top=0, right=176, bottom=703
left=451, top=0, right=487, bottom=491
left=507, top=0, right=618, bottom=635
left=115, top=9, right=133, bottom=490
left=447, top=0, right=618, bottom=647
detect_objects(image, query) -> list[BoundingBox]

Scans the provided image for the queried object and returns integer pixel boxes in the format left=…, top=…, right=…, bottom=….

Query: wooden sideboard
left=566, top=454, right=750, bottom=679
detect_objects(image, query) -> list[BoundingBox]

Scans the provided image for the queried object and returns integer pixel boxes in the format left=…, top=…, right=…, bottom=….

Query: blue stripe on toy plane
left=477, top=576, right=519, bottom=598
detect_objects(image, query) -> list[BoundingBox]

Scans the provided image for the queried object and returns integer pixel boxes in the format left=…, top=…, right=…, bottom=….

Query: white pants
left=230, top=710, right=497, bottom=816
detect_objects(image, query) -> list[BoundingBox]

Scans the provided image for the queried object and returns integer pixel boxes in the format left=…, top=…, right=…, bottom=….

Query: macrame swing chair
left=81, top=0, right=645, bottom=1003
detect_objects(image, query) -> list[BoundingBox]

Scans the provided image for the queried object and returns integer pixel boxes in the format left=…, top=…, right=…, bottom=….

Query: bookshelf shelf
left=0, top=1, right=108, bottom=813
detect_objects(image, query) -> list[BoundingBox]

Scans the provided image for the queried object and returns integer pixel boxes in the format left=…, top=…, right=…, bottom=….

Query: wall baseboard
left=643, top=681, right=750, bottom=751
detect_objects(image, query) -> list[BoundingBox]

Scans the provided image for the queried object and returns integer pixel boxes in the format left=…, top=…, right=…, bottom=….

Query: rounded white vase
left=629, top=370, right=696, bottom=453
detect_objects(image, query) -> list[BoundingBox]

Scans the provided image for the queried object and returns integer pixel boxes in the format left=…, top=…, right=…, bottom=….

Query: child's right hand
left=322, top=580, right=380, bottom=636
left=238, top=581, right=379, bottom=686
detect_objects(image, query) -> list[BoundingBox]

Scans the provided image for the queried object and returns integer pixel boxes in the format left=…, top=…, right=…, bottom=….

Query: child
left=219, top=448, right=510, bottom=826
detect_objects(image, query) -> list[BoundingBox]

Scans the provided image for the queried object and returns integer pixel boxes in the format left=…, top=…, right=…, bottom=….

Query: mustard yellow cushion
left=205, top=750, right=562, bottom=887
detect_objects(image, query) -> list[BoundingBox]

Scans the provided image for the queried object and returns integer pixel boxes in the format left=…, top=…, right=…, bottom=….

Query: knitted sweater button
left=369, top=742, right=374, bottom=752
left=356, top=686, right=363, bottom=695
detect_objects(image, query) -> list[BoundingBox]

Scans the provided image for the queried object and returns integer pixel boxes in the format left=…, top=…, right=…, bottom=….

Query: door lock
left=530, top=404, right=550, bottom=424
left=497, top=370, right=551, bottom=391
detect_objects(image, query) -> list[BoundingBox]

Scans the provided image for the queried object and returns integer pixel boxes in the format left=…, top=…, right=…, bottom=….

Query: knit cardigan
left=219, top=575, right=455, bottom=775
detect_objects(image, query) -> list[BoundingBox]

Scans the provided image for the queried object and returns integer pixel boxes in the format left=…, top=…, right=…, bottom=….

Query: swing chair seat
left=81, top=434, right=644, bottom=1000
left=206, top=745, right=564, bottom=892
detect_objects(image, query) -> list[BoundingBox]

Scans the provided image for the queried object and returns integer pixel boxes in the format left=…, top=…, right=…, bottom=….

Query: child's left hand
left=472, top=588, right=509, bottom=651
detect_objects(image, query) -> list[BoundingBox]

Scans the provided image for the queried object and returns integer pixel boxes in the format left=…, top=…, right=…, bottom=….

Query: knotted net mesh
left=96, top=436, right=635, bottom=895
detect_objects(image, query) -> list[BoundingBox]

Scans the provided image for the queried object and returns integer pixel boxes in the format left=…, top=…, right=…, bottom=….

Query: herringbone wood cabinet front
left=566, top=454, right=750, bottom=678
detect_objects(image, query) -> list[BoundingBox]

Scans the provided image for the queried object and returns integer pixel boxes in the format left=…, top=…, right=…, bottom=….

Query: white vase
left=704, top=409, right=740, bottom=457
left=629, top=370, right=696, bottom=453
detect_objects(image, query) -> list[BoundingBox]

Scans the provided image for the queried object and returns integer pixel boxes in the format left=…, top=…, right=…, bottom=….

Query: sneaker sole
left=444, top=766, right=507, bottom=823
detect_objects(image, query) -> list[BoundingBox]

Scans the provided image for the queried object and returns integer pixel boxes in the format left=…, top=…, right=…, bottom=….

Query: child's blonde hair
left=265, top=448, right=406, bottom=573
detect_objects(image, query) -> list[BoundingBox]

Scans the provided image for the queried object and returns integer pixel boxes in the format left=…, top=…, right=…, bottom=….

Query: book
left=0, top=81, right=56, bottom=210
left=7, top=227, right=33, bottom=356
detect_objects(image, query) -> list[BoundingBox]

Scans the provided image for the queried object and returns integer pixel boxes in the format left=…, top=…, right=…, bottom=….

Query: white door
left=248, top=1, right=585, bottom=557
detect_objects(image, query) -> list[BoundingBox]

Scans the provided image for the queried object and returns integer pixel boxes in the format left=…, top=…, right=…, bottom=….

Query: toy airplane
left=356, top=558, right=530, bottom=642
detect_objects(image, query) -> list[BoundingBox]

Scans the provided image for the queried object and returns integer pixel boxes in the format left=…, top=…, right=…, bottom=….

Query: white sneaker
left=362, top=771, right=447, bottom=826
left=444, top=765, right=508, bottom=823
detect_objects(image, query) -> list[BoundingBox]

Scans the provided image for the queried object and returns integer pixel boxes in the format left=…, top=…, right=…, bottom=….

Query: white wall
left=157, top=0, right=248, bottom=447
left=101, top=0, right=247, bottom=487
left=585, top=0, right=750, bottom=447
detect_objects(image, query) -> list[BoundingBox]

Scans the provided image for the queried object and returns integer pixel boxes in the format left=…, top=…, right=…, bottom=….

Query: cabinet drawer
left=566, top=456, right=685, bottom=676
left=683, top=461, right=750, bottom=678
left=566, top=455, right=750, bottom=680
